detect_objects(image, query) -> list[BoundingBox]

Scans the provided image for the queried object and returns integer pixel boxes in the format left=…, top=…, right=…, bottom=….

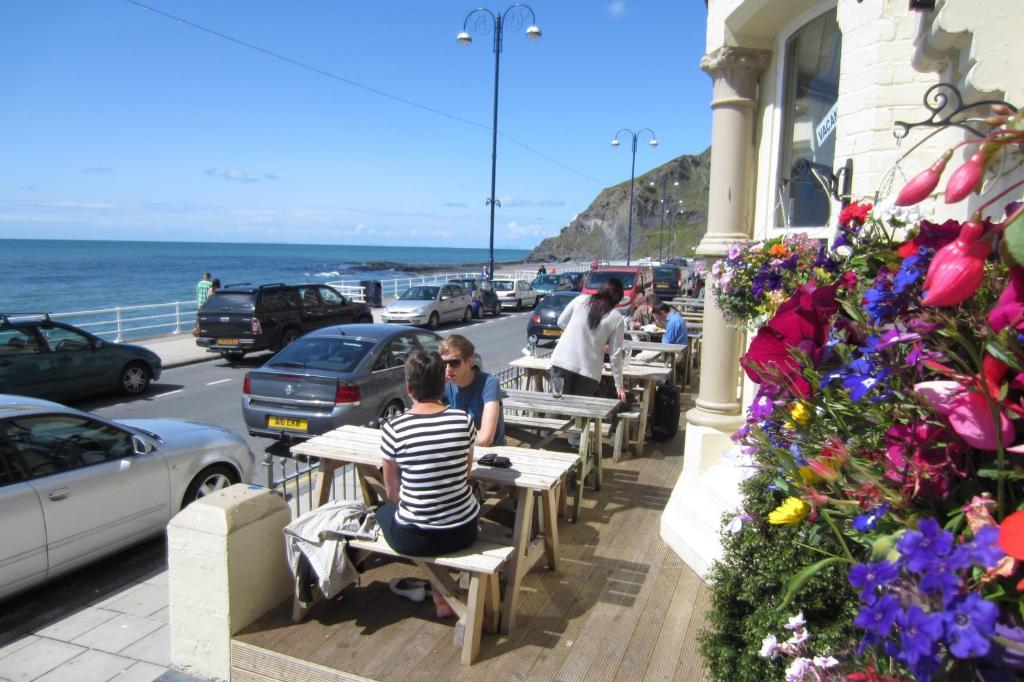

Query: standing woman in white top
left=550, top=279, right=627, bottom=401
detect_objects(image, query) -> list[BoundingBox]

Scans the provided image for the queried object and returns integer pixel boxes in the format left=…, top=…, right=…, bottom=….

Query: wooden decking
left=231, top=412, right=709, bottom=681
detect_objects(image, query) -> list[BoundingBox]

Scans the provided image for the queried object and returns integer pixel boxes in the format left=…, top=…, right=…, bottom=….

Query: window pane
left=319, top=287, right=343, bottom=305
left=0, top=329, right=42, bottom=356
left=776, top=9, right=841, bottom=228
left=3, top=415, right=133, bottom=479
left=39, top=325, right=92, bottom=352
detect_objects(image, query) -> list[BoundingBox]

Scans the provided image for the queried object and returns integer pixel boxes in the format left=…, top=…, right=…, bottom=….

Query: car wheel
left=492, top=302, right=502, bottom=317
left=182, top=464, right=238, bottom=507
left=463, top=307, right=472, bottom=323
left=427, top=312, right=439, bottom=330
left=278, top=328, right=300, bottom=351
left=119, top=362, right=151, bottom=395
left=380, top=400, right=404, bottom=425
left=514, top=299, right=522, bottom=311
left=219, top=350, right=245, bottom=361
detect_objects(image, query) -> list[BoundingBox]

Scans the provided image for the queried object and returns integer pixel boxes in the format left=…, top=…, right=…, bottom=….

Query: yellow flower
left=798, top=466, right=823, bottom=485
left=789, top=402, right=812, bottom=426
left=768, top=497, right=810, bottom=525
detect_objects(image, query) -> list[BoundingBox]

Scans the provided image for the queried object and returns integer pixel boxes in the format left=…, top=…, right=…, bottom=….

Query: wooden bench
left=292, top=533, right=513, bottom=664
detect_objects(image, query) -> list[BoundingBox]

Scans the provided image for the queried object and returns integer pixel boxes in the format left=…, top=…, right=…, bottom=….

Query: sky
left=0, top=1, right=712, bottom=250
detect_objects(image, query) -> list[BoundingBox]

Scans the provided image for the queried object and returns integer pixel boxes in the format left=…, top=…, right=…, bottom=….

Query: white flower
left=758, top=634, right=779, bottom=659
left=784, top=657, right=813, bottom=682
left=785, top=612, right=806, bottom=631
left=813, top=655, right=839, bottom=669
left=785, top=628, right=810, bottom=647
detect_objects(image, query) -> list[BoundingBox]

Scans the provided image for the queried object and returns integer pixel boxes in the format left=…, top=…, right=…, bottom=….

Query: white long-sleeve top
left=551, top=294, right=625, bottom=388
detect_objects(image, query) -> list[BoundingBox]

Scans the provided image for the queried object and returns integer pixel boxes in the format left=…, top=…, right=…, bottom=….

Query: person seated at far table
left=635, top=304, right=689, bottom=363
left=378, top=350, right=481, bottom=618
left=440, top=335, right=505, bottom=446
left=631, top=293, right=656, bottom=329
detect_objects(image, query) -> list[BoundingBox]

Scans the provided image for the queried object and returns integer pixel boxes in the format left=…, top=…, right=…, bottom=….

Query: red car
left=581, top=266, right=653, bottom=315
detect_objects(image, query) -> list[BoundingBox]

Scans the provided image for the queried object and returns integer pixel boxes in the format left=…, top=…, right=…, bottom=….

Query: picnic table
left=625, top=340, right=689, bottom=387
left=506, top=355, right=670, bottom=453
left=291, top=424, right=579, bottom=635
left=501, top=389, right=620, bottom=521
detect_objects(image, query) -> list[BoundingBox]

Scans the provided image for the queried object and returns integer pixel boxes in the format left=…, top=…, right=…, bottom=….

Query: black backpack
left=650, top=381, right=680, bottom=441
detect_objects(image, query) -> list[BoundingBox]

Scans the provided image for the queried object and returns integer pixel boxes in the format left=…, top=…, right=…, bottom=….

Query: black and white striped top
left=380, top=407, right=480, bottom=529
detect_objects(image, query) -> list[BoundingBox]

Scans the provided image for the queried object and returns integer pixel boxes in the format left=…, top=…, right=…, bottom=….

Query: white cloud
left=506, top=221, right=554, bottom=240
left=607, top=1, right=626, bottom=17
left=499, top=196, right=565, bottom=208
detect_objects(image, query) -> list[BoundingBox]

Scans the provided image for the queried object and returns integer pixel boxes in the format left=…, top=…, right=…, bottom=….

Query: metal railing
left=49, top=301, right=199, bottom=342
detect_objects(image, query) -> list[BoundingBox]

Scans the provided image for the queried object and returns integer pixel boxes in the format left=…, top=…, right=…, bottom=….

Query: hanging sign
left=814, top=103, right=839, bottom=149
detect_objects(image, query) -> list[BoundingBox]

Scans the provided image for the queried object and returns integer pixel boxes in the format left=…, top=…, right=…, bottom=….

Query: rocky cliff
left=528, top=148, right=710, bottom=262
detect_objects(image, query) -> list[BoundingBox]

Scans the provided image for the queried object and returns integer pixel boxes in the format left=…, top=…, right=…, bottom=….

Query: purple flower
left=728, top=243, right=743, bottom=260
left=848, top=560, right=900, bottom=604
left=852, top=503, right=889, bottom=533
left=898, top=605, right=944, bottom=668
left=965, top=526, right=1005, bottom=569
left=897, top=518, right=954, bottom=572
left=945, top=593, right=998, bottom=659
left=854, top=593, right=902, bottom=637
left=748, top=394, right=774, bottom=420
left=918, top=548, right=969, bottom=604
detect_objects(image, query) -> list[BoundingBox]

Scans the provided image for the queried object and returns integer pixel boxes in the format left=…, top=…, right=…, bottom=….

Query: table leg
left=311, top=460, right=340, bottom=509
left=354, top=463, right=384, bottom=507
left=500, top=488, right=535, bottom=635
left=593, top=419, right=604, bottom=490
left=541, top=488, right=560, bottom=571
left=637, top=379, right=654, bottom=452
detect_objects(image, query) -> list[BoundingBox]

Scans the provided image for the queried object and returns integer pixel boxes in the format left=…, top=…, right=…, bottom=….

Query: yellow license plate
left=268, top=416, right=308, bottom=431
left=217, top=338, right=239, bottom=346
left=542, top=328, right=562, bottom=337
left=656, top=283, right=669, bottom=288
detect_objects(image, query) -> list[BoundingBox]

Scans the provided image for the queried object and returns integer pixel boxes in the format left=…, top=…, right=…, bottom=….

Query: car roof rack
left=0, top=312, right=51, bottom=325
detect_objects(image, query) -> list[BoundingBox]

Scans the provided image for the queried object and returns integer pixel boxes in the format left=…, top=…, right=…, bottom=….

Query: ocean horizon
left=0, top=238, right=531, bottom=316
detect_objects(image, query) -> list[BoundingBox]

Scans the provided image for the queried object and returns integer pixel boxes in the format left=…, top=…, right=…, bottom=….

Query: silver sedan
left=0, top=394, right=255, bottom=601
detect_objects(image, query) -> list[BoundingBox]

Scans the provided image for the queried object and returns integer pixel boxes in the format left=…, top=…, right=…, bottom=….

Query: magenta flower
left=897, top=150, right=952, bottom=206
left=944, top=150, right=985, bottom=204
left=921, top=220, right=992, bottom=307
left=988, top=266, right=1024, bottom=332
left=947, top=390, right=1015, bottom=451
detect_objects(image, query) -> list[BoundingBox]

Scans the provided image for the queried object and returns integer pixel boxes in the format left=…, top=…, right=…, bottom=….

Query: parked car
left=0, top=314, right=162, bottom=401
left=447, top=278, right=501, bottom=318
left=581, top=267, right=654, bottom=315
left=526, top=291, right=581, bottom=346
left=242, top=324, right=443, bottom=441
left=382, top=284, right=473, bottom=330
left=0, top=394, right=255, bottom=600
left=530, top=274, right=574, bottom=299
left=492, top=279, right=540, bottom=311
left=196, top=283, right=372, bottom=361
left=653, top=266, right=682, bottom=301
left=564, top=272, right=586, bottom=290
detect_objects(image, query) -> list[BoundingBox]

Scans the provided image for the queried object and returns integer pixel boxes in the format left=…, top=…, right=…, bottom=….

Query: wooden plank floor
left=233, top=397, right=709, bottom=682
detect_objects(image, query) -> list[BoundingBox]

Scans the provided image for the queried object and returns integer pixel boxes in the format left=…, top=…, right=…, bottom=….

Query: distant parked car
left=382, top=284, right=473, bottom=330
left=0, top=314, right=162, bottom=401
left=0, top=394, right=255, bottom=600
left=582, top=267, right=653, bottom=315
left=492, top=279, right=539, bottom=311
left=564, top=272, right=586, bottom=291
left=653, top=266, right=682, bottom=301
left=447, top=278, right=501, bottom=318
left=527, top=291, right=581, bottom=346
left=196, top=283, right=372, bottom=361
left=530, top=274, right=574, bottom=299
left=242, top=324, right=443, bottom=441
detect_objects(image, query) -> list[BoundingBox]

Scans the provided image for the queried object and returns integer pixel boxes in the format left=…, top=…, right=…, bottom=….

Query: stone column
left=661, top=45, right=770, bottom=576
left=690, top=46, right=771, bottom=431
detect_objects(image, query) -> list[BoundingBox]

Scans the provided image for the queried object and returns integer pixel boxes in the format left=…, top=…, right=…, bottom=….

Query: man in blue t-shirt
left=439, top=335, right=506, bottom=446
left=654, top=303, right=688, bottom=345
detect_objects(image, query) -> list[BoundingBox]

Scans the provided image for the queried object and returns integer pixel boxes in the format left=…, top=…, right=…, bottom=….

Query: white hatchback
left=492, top=279, right=539, bottom=311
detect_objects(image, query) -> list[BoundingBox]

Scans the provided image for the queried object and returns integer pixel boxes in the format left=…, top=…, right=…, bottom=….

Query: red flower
left=896, top=219, right=962, bottom=258
left=839, top=201, right=872, bottom=227
left=1000, top=510, right=1024, bottom=561
left=740, top=283, right=838, bottom=398
left=989, top=267, right=1024, bottom=332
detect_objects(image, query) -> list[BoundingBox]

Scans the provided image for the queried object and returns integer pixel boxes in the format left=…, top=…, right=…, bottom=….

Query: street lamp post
left=612, top=128, right=658, bottom=266
left=457, top=4, right=541, bottom=281
left=665, top=199, right=684, bottom=257
left=650, top=177, right=680, bottom=262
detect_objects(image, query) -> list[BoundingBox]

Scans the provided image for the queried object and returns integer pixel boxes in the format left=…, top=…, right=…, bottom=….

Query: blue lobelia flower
left=852, top=503, right=889, bottom=533
left=944, top=593, right=999, bottom=659
left=897, top=518, right=955, bottom=573
left=919, top=547, right=970, bottom=605
left=897, top=605, right=945, bottom=671
left=788, top=443, right=807, bottom=466
left=893, top=252, right=928, bottom=295
left=848, top=560, right=900, bottom=604
left=965, top=526, right=1005, bottom=569
left=854, top=593, right=902, bottom=638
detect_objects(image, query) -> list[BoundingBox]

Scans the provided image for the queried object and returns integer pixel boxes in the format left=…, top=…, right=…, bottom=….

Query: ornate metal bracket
left=791, top=157, right=854, bottom=207
left=893, top=83, right=1018, bottom=140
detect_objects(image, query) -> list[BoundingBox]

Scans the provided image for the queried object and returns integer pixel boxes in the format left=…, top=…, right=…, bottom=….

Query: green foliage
left=698, top=473, right=860, bottom=682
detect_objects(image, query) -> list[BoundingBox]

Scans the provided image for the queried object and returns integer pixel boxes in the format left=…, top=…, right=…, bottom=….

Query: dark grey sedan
left=242, top=324, right=442, bottom=441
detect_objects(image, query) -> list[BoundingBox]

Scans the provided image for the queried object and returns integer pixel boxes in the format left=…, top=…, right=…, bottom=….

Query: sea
left=0, top=239, right=530, bottom=315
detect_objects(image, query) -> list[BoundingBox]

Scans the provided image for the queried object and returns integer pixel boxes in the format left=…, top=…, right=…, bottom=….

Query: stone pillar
left=661, top=46, right=770, bottom=576
left=168, top=484, right=293, bottom=681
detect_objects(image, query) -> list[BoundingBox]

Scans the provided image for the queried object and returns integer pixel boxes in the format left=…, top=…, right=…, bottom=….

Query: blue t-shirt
left=664, top=311, right=688, bottom=345
left=444, top=370, right=506, bottom=446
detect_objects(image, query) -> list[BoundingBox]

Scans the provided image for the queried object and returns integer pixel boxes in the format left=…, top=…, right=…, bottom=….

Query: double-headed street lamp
left=611, top=128, right=658, bottom=266
left=650, top=177, right=680, bottom=262
left=457, top=4, right=541, bottom=280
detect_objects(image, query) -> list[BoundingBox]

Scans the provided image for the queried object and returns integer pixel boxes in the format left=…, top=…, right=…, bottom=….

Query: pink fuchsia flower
left=945, top=150, right=985, bottom=203
left=988, top=266, right=1024, bottom=332
left=921, top=220, right=992, bottom=306
left=896, top=150, right=953, bottom=206
left=914, top=380, right=963, bottom=415
left=947, top=390, right=1015, bottom=451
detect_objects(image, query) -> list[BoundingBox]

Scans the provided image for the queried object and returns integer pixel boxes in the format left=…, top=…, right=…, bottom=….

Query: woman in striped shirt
left=378, top=349, right=480, bottom=618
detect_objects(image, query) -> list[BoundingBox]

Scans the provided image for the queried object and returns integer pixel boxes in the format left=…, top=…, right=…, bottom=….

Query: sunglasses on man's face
left=442, top=358, right=463, bottom=368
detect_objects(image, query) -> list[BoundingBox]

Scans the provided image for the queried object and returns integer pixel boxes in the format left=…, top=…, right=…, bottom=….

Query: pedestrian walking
left=196, top=272, right=213, bottom=307
left=537, top=265, right=547, bottom=276
left=550, top=278, right=627, bottom=402
left=480, top=265, right=489, bottom=279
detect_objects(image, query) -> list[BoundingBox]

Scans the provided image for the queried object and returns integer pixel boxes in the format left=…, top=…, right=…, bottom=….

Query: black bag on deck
left=650, top=381, right=680, bottom=441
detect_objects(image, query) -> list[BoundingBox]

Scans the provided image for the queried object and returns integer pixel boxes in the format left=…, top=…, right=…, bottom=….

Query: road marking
left=156, top=389, right=184, bottom=398
left=206, top=378, right=231, bottom=386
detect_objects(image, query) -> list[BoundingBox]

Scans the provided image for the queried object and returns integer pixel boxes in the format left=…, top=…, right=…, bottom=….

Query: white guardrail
left=42, top=268, right=572, bottom=342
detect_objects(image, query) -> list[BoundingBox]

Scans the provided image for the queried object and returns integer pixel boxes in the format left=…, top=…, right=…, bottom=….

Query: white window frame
left=762, top=0, right=841, bottom=240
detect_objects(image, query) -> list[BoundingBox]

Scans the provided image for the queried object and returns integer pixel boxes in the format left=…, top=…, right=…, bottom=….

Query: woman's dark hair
left=404, top=349, right=445, bottom=401
left=586, top=278, right=624, bottom=329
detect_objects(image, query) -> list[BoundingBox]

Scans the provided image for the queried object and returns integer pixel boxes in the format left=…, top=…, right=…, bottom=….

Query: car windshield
left=654, top=268, right=678, bottom=280
left=539, top=293, right=579, bottom=309
left=532, top=275, right=559, bottom=286
left=203, top=290, right=255, bottom=311
left=399, top=286, right=439, bottom=301
left=269, top=337, right=375, bottom=373
left=586, top=271, right=636, bottom=289
left=450, top=280, right=475, bottom=290
left=492, top=281, right=514, bottom=291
